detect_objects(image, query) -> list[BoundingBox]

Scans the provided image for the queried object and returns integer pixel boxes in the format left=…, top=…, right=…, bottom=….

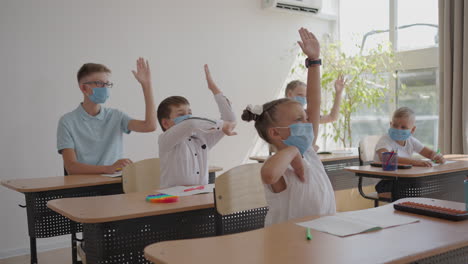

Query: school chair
left=358, top=135, right=392, bottom=207
left=122, top=158, right=161, bottom=193
left=214, top=163, right=268, bottom=235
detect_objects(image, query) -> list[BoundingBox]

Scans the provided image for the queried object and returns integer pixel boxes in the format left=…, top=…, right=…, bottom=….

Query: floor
left=1, top=247, right=71, bottom=264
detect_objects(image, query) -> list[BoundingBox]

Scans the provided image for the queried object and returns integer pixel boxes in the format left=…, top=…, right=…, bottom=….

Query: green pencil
left=306, top=228, right=312, bottom=240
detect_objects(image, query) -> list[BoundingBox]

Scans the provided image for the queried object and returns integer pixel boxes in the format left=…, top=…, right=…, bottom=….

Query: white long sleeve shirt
left=159, top=93, right=236, bottom=188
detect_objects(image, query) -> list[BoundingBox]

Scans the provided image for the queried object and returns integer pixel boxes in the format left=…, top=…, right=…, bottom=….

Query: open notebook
left=297, top=207, right=419, bottom=237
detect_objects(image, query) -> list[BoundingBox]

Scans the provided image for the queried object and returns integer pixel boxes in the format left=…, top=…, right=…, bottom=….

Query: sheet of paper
left=101, top=171, right=122, bottom=177
left=297, top=216, right=380, bottom=237
left=431, top=160, right=457, bottom=167
left=158, top=184, right=214, bottom=197
left=297, top=207, right=419, bottom=237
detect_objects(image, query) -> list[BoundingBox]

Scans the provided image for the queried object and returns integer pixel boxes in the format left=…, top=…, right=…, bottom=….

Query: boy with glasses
left=57, top=57, right=157, bottom=175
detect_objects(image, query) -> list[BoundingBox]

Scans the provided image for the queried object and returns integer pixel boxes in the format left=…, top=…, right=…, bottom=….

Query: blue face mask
left=388, top=127, right=412, bottom=141
left=281, top=123, right=314, bottom=155
left=174, top=114, right=192, bottom=125
left=292, top=96, right=307, bottom=106
left=88, top=87, right=109, bottom=104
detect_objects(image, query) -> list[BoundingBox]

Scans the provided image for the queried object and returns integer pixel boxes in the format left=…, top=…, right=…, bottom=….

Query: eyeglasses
left=83, top=81, right=114, bottom=88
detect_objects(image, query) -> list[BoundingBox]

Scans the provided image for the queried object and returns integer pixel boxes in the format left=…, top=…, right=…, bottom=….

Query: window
left=337, top=0, right=439, bottom=148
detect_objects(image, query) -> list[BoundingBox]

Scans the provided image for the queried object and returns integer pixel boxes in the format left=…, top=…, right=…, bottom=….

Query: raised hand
left=132, top=57, right=151, bottom=86
left=297, top=27, right=320, bottom=59
left=204, top=64, right=221, bottom=94
left=222, top=121, right=237, bottom=136
left=334, top=75, right=346, bottom=94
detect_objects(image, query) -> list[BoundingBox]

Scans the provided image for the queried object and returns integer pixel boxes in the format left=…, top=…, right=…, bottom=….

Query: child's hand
left=414, top=160, right=433, bottom=167
left=290, top=152, right=305, bottom=182
left=334, top=75, right=346, bottom=94
left=204, top=64, right=221, bottom=94
left=313, top=145, right=320, bottom=152
left=222, top=121, right=237, bottom=136
left=432, top=154, right=446, bottom=164
left=297, top=27, right=320, bottom=59
left=132, top=57, right=151, bottom=87
left=106, top=159, right=133, bottom=174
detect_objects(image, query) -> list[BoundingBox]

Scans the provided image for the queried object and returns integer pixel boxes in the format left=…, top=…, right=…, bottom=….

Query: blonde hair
left=284, top=80, right=306, bottom=97
left=393, top=107, right=415, bottom=122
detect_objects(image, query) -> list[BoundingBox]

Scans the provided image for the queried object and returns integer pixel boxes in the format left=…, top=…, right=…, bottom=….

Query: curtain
left=438, top=0, right=468, bottom=154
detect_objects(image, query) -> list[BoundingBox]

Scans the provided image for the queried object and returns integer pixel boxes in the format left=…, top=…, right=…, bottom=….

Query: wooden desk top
left=1, top=175, right=121, bottom=193
left=250, top=152, right=358, bottom=163
left=208, top=166, right=223, bottom=173
left=47, top=191, right=214, bottom=224
left=345, top=155, right=468, bottom=178
left=1, top=166, right=223, bottom=193
left=144, top=198, right=468, bottom=264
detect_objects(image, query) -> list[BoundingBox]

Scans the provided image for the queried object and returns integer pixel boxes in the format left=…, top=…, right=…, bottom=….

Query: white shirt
left=373, top=134, right=425, bottom=161
left=264, top=147, right=337, bottom=226
left=159, top=93, right=236, bottom=188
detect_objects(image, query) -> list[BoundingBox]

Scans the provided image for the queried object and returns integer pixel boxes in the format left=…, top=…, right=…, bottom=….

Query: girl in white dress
left=242, top=28, right=336, bottom=225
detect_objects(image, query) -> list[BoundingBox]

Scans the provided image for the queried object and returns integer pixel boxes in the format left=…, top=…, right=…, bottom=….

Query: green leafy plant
left=291, top=42, right=400, bottom=148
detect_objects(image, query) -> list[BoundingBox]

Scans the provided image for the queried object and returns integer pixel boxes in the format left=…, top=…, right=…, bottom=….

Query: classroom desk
left=208, top=166, right=223, bottom=184
left=144, top=198, right=468, bottom=264
left=345, top=155, right=468, bottom=202
left=47, top=191, right=216, bottom=264
left=250, top=151, right=376, bottom=191
left=1, top=175, right=123, bottom=264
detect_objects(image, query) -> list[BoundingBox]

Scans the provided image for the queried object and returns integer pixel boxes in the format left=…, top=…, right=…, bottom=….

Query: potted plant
left=290, top=41, right=400, bottom=148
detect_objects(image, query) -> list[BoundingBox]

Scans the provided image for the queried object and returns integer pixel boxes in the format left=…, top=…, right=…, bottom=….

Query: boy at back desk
left=374, top=107, right=445, bottom=193
left=57, top=58, right=157, bottom=175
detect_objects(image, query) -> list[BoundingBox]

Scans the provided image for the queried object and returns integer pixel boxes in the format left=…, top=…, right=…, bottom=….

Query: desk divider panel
left=25, top=183, right=123, bottom=238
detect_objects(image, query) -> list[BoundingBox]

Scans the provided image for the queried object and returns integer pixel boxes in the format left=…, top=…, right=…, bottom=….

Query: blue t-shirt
left=57, top=104, right=132, bottom=166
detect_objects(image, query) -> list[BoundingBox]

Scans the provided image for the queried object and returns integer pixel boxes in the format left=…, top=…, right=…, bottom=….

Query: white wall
left=0, top=0, right=335, bottom=257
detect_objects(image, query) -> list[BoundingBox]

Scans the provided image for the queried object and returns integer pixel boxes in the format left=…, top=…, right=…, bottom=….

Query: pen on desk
left=306, top=228, right=312, bottom=240
left=433, top=149, right=440, bottom=163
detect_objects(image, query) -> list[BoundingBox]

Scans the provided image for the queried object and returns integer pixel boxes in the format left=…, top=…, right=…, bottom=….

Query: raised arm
left=158, top=118, right=227, bottom=153
left=320, top=75, right=345, bottom=124
left=204, top=64, right=236, bottom=122
left=128, top=57, right=157, bottom=132
left=298, top=28, right=321, bottom=145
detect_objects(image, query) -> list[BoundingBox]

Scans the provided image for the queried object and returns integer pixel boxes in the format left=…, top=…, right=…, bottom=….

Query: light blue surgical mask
left=292, top=96, right=307, bottom=106
left=88, top=87, right=109, bottom=104
left=174, top=114, right=192, bottom=125
left=388, top=127, right=412, bottom=141
left=279, top=123, right=314, bottom=155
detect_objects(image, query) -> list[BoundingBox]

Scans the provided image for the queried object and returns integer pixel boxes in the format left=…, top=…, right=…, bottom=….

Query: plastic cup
left=382, top=152, right=398, bottom=171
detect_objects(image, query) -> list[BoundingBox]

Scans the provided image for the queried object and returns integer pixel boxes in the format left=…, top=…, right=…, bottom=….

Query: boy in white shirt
left=374, top=107, right=445, bottom=193
left=157, top=65, right=236, bottom=188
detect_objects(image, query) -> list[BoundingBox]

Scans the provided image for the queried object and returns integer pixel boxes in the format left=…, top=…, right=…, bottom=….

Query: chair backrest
left=215, top=163, right=267, bottom=215
left=122, top=158, right=160, bottom=193
left=214, top=163, right=268, bottom=235
left=359, top=135, right=382, bottom=164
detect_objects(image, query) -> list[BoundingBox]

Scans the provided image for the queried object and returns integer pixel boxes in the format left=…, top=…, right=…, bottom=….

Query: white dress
left=264, top=148, right=336, bottom=226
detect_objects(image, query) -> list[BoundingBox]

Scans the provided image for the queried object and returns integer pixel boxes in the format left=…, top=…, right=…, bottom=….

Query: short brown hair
left=157, top=96, right=190, bottom=131
left=285, top=80, right=306, bottom=97
left=77, top=63, right=111, bottom=83
left=242, top=98, right=300, bottom=143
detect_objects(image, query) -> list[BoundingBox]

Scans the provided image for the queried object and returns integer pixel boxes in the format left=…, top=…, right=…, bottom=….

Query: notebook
left=297, top=207, right=419, bottom=237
